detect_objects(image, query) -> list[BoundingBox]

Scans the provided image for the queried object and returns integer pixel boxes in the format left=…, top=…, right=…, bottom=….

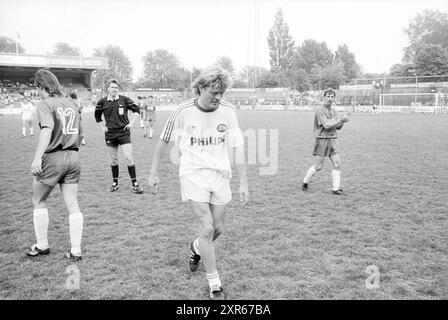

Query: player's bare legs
left=329, top=154, right=342, bottom=194
left=143, top=121, right=150, bottom=138
left=210, top=203, right=226, bottom=241
left=120, top=143, right=135, bottom=166
left=190, top=201, right=217, bottom=273
left=121, top=143, right=143, bottom=193
left=108, top=145, right=120, bottom=191
left=60, top=183, right=83, bottom=258
left=140, top=111, right=145, bottom=128
left=148, top=120, right=153, bottom=138
left=302, top=156, right=325, bottom=190
left=189, top=200, right=224, bottom=297
left=29, top=121, right=34, bottom=136
left=22, top=119, right=26, bottom=137
left=28, top=180, right=54, bottom=254
left=32, top=180, right=53, bottom=209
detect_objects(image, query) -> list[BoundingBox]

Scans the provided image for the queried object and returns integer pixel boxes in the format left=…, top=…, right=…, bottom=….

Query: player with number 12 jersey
left=37, top=97, right=81, bottom=152
left=27, top=69, right=84, bottom=263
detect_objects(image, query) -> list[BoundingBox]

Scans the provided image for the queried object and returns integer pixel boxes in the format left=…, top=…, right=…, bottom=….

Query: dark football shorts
left=313, top=138, right=338, bottom=157
left=105, top=128, right=131, bottom=147
left=36, top=150, right=81, bottom=186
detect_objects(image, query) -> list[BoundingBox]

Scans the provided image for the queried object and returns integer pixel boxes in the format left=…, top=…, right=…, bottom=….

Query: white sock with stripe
left=303, top=165, right=317, bottom=183
left=332, top=169, right=341, bottom=191
left=193, top=238, right=200, bottom=255
left=33, top=208, right=49, bottom=249
left=206, top=272, right=221, bottom=288
left=69, top=213, right=83, bottom=256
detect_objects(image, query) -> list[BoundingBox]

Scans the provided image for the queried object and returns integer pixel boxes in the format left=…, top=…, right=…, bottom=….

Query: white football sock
left=69, top=213, right=83, bottom=256
left=149, top=127, right=153, bottom=137
left=33, top=208, right=49, bottom=249
left=303, top=165, right=317, bottom=183
left=332, top=169, right=341, bottom=191
left=206, top=272, right=221, bottom=288
left=22, top=127, right=26, bottom=136
left=194, top=238, right=201, bottom=255
left=30, top=127, right=34, bottom=135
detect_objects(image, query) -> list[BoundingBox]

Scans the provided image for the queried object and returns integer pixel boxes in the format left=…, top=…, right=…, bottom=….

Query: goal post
left=379, top=93, right=438, bottom=107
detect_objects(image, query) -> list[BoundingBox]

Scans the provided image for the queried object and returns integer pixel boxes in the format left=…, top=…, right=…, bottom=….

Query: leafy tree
left=309, top=63, right=346, bottom=90
left=258, top=67, right=287, bottom=88
left=191, top=67, right=202, bottom=82
left=92, top=45, right=133, bottom=91
left=53, top=42, right=80, bottom=56
left=335, top=44, right=361, bottom=82
left=267, top=8, right=295, bottom=72
left=0, top=35, right=25, bottom=53
left=139, top=49, right=188, bottom=90
left=286, top=67, right=310, bottom=91
left=216, top=56, right=235, bottom=74
left=404, top=9, right=448, bottom=57
left=412, top=43, right=448, bottom=75
left=395, top=9, right=448, bottom=76
left=296, top=39, right=334, bottom=73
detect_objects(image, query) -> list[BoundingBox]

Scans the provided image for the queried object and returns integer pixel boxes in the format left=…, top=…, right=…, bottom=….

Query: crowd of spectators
left=0, top=80, right=40, bottom=108
left=4, top=80, right=445, bottom=109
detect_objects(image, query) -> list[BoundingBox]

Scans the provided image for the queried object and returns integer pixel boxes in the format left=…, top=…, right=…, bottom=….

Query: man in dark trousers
left=95, top=78, right=144, bottom=194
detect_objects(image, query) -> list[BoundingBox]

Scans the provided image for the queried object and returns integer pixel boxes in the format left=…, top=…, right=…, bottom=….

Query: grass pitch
left=0, top=111, right=447, bottom=299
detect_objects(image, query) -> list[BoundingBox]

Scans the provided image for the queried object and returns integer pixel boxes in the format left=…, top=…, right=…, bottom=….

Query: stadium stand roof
left=0, top=52, right=108, bottom=70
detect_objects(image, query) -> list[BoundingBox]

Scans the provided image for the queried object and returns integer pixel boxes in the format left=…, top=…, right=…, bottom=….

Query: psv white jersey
left=21, top=102, right=35, bottom=120
left=160, top=98, right=244, bottom=178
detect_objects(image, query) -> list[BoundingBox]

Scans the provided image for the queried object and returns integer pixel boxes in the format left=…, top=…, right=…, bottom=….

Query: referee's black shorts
left=105, top=128, right=131, bottom=147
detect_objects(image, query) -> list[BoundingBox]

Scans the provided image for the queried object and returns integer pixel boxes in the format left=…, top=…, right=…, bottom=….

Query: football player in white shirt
left=148, top=65, right=249, bottom=300
left=21, top=95, right=36, bottom=138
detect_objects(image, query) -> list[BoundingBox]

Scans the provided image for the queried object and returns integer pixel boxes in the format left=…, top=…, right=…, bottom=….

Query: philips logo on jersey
left=190, top=135, right=226, bottom=146
left=217, top=124, right=227, bottom=133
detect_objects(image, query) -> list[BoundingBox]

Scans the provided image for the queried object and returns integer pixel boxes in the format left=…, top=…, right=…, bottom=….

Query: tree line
left=1, top=8, right=447, bottom=91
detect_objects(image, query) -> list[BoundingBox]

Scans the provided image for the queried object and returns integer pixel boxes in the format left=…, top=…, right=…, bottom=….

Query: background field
left=0, top=110, right=447, bottom=300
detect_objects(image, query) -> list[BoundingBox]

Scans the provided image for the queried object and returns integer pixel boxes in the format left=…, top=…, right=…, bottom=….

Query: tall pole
left=253, top=0, right=259, bottom=88
left=414, top=76, right=418, bottom=105
left=246, top=3, right=251, bottom=88
left=319, top=66, right=322, bottom=92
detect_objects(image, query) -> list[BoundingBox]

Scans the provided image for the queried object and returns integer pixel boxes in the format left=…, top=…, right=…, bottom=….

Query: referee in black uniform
left=95, top=78, right=144, bottom=194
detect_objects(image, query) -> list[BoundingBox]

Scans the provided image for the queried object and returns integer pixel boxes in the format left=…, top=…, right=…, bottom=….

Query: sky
left=1, top=0, right=447, bottom=81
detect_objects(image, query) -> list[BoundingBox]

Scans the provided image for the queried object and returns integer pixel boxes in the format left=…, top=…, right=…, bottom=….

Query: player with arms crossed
left=301, top=88, right=350, bottom=194
left=26, top=69, right=84, bottom=261
left=148, top=65, right=249, bottom=300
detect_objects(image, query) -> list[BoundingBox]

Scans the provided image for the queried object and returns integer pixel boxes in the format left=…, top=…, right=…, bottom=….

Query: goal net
left=379, top=93, right=439, bottom=107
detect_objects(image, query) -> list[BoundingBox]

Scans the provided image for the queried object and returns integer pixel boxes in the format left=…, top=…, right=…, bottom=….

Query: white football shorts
left=180, top=169, right=231, bottom=205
